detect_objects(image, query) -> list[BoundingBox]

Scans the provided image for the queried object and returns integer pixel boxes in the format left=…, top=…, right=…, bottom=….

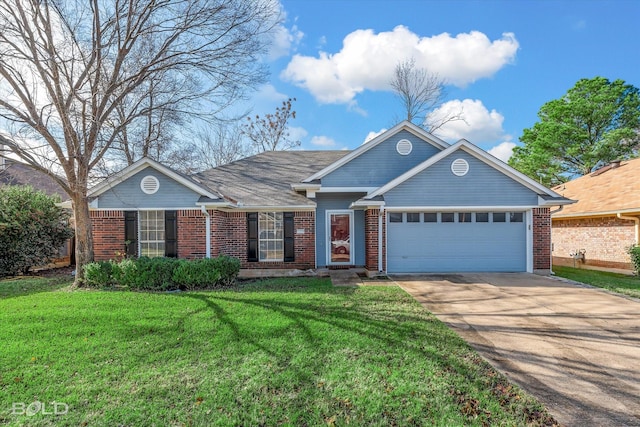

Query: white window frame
left=258, top=212, right=284, bottom=262
left=139, top=210, right=165, bottom=257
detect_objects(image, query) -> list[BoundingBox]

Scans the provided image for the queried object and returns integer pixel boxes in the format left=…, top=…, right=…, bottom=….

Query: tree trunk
left=72, top=193, right=94, bottom=286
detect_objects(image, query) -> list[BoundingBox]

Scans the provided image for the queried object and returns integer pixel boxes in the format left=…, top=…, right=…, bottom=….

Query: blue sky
left=250, top=0, right=640, bottom=161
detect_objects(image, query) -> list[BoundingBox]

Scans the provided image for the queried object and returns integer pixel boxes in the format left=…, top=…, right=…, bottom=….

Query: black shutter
left=165, top=210, right=178, bottom=258
left=124, top=211, right=138, bottom=257
left=284, top=212, right=295, bottom=262
left=247, top=212, right=258, bottom=262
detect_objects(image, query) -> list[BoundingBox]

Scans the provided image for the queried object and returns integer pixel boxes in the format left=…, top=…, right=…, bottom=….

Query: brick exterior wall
left=232, top=211, right=316, bottom=270
left=552, top=216, right=636, bottom=270
left=91, top=210, right=125, bottom=261
left=210, top=210, right=315, bottom=270
left=177, top=210, right=206, bottom=259
left=91, top=209, right=316, bottom=270
left=364, top=209, right=379, bottom=272
left=533, top=208, right=551, bottom=271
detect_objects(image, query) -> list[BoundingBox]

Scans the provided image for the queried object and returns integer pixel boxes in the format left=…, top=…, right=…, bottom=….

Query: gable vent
left=451, top=158, right=469, bottom=176
left=140, top=175, right=160, bottom=194
left=396, top=139, right=413, bottom=155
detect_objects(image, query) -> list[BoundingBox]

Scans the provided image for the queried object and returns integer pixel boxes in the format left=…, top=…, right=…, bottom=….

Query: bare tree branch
left=0, top=0, right=281, bottom=283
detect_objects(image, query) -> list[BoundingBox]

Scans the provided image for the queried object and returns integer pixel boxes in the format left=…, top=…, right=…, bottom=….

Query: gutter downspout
left=617, top=212, right=640, bottom=245
left=378, top=208, right=384, bottom=273
left=548, top=205, right=564, bottom=275
left=201, top=206, right=211, bottom=258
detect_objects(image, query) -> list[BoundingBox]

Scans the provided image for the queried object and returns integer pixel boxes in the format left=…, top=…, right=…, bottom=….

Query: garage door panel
left=388, top=218, right=526, bottom=273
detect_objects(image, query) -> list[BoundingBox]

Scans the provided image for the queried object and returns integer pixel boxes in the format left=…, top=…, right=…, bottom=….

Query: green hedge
left=83, top=256, right=240, bottom=291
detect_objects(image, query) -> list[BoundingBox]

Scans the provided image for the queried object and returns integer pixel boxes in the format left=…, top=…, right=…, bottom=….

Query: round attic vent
left=396, top=139, right=413, bottom=155
left=140, top=175, right=160, bottom=194
left=451, top=158, right=469, bottom=176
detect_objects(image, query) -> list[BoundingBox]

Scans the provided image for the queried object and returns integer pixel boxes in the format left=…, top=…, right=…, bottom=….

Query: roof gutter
left=549, top=205, right=563, bottom=215
left=617, top=213, right=640, bottom=245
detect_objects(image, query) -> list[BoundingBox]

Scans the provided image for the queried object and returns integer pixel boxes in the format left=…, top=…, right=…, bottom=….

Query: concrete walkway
left=328, top=269, right=362, bottom=286
left=393, top=273, right=640, bottom=427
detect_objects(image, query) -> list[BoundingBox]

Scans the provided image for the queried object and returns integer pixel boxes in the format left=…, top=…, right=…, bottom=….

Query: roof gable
left=552, top=157, right=640, bottom=217
left=302, top=121, right=449, bottom=183
left=89, top=157, right=221, bottom=200
left=366, top=139, right=570, bottom=202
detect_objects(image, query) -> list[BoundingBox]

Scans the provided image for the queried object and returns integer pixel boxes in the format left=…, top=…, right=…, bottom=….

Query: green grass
left=0, top=274, right=556, bottom=426
left=553, top=266, right=640, bottom=299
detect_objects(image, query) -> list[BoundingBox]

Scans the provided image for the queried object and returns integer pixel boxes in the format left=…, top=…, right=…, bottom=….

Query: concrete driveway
left=392, top=273, right=640, bottom=427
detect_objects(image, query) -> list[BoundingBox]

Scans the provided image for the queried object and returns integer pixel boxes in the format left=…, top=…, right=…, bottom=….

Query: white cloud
left=268, top=23, right=304, bottom=60
left=281, top=26, right=518, bottom=104
left=428, top=98, right=516, bottom=162
left=310, top=135, right=336, bottom=147
left=253, top=84, right=289, bottom=103
left=288, top=126, right=308, bottom=144
left=429, top=99, right=506, bottom=144
left=364, top=128, right=387, bottom=144
left=488, top=141, right=517, bottom=163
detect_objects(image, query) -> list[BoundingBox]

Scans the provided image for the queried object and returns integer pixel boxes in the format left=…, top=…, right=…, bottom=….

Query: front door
left=327, top=211, right=353, bottom=265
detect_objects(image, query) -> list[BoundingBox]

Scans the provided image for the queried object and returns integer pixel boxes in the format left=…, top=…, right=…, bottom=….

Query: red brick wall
left=91, top=210, right=125, bottom=261
left=533, top=208, right=551, bottom=271
left=177, top=210, right=206, bottom=259
left=90, top=209, right=317, bottom=269
left=552, top=216, right=636, bottom=270
left=211, top=210, right=316, bottom=270
left=365, top=209, right=379, bottom=272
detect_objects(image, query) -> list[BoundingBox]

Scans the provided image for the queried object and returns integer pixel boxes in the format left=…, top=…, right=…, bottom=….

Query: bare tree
left=390, top=58, right=463, bottom=133
left=192, top=121, right=250, bottom=170
left=0, top=0, right=279, bottom=284
left=242, top=98, right=299, bottom=152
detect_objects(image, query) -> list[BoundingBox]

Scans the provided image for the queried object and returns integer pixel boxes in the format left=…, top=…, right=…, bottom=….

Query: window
left=247, top=212, right=294, bottom=263
left=389, top=212, right=403, bottom=223
left=475, top=212, right=489, bottom=223
left=140, top=210, right=165, bottom=257
left=441, top=212, right=455, bottom=223
left=458, top=212, right=472, bottom=223
left=510, top=212, right=524, bottom=223
left=424, top=213, right=437, bottom=223
left=407, top=212, right=421, bottom=223
left=259, top=212, right=283, bottom=261
left=492, top=212, right=506, bottom=223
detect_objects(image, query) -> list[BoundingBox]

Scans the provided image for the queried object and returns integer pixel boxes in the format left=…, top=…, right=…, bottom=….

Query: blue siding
left=96, top=168, right=202, bottom=209
left=321, top=130, right=442, bottom=187
left=384, top=151, right=539, bottom=207
left=315, top=193, right=366, bottom=267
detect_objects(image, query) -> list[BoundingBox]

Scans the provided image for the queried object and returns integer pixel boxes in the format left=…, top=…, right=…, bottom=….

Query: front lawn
left=1, top=274, right=556, bottom=426
left=553, top=266, right=640, bottom=299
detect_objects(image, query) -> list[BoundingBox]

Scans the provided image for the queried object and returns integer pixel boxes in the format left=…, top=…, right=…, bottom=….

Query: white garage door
left=387, top=211, right=527, bottom=273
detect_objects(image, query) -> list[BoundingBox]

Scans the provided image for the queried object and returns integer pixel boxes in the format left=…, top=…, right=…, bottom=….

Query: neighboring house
left=88, top=121, right=572, bottom=275
left=552, top=158, right=640, bottom=271
left=0, top=150, right=73, bottom=266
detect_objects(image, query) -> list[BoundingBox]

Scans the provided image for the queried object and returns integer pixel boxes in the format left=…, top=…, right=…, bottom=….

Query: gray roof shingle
left=194, top=150, right=348, bottom=207
left=0, top=159, right=68, bottom=200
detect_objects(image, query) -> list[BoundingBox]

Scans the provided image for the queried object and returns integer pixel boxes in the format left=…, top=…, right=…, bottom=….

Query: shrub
left=628, top=245, right=640, bottom=275
left=210, top=255, right=241, bottom=286
left=83, top=261, right=115, bottom=287
left=0, top=185, right=74, bottom=277
left=81, top=256, right=240, bottom=291
left=172, top=259, right=221, bottom=291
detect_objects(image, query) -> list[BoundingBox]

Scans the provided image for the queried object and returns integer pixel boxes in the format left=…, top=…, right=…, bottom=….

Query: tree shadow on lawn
left=175, top=286, right=486, bottom=382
